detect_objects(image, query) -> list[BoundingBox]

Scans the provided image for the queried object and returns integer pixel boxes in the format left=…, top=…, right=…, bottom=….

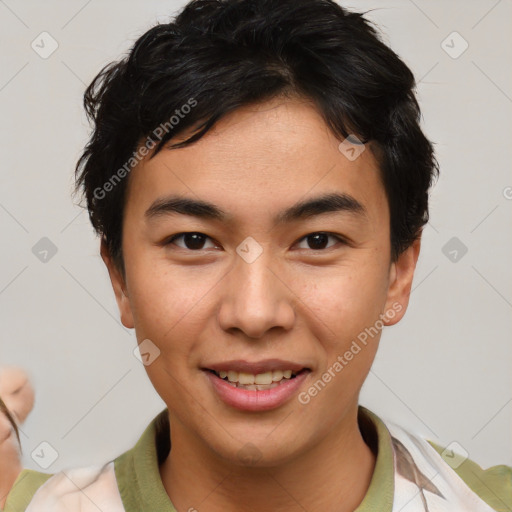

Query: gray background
left=0, top=0, right=510, bottom=473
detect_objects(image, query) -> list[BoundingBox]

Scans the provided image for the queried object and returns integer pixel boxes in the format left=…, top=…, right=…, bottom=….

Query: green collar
left=355, top=406, right=394, bottom=511
left=114, top=406, right=395, bottom=512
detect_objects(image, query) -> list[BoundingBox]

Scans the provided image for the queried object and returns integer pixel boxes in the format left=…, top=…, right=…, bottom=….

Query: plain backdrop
left=0, top=0, right=510, bottom=473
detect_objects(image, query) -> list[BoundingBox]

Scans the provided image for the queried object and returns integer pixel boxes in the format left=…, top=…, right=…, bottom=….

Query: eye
left=165, top=231, right=347, bottom=252
left=166, top=232, right=219, bottom=251
left=295, top=232, right=345, bottom=251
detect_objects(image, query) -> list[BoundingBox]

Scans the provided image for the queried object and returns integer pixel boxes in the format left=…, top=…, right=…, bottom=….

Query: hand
left=0, top=401, right=23, bottom=510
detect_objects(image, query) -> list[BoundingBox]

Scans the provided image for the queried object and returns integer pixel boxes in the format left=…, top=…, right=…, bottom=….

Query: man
left=3, top=0, right=511, bottom=511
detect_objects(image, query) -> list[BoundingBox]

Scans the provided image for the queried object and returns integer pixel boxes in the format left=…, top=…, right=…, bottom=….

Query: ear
left=100, top=238, right=134, bottom=329
left=383, top=236, right=421, bottom=326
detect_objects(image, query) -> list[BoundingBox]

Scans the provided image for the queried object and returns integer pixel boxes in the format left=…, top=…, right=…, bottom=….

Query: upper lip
left=204, top=359, right=309, bottom=374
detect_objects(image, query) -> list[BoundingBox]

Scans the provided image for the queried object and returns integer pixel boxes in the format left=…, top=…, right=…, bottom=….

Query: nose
left=217, top=248, right=296, bottom=339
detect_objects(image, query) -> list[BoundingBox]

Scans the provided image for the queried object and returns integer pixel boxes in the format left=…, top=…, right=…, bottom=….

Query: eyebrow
left=144, top=192, right=366, bottom=225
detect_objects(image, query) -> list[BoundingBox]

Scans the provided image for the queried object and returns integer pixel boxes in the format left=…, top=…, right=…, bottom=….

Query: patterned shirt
left=3, top=407, right=511, bottom=511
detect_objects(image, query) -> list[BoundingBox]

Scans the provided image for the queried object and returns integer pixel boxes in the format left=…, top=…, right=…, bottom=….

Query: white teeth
left=272, top=370, right=284, bottom=381
left=216, top=369, right=298, bottom=385
left=254, top=371, right=273, bottom=385
left=225, top=381, right=281, bottom=390
left=238, top=372, right=255, bottom=385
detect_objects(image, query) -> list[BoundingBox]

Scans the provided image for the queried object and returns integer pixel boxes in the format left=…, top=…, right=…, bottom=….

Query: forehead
left=124, top=97, right=388, bottom=227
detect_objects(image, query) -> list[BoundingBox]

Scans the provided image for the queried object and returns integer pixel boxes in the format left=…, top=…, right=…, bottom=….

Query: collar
left=114, top=406, right=395, bottom=512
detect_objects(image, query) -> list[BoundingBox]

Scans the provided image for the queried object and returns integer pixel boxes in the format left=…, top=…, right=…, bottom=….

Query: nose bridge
left=217, top=243, right=295, bottom=339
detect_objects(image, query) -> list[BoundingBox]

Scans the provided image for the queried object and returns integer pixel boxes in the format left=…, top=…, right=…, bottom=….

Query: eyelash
left=164, top=232, right=348, bottom=252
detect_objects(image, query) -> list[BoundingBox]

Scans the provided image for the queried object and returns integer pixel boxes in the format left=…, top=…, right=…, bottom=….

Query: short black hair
left=74, top=0, right=438, bottom=277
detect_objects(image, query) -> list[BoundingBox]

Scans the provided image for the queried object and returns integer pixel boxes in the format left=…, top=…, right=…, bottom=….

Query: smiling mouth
left=206, top=368, right=308, bottom=391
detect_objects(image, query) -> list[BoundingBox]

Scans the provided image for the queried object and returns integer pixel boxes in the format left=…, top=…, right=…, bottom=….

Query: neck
left=159, top=406, right=376, bottom=512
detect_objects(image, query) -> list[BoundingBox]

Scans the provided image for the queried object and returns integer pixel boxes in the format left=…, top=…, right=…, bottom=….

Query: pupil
left=185, top=233, right=205, bottom=250
left=308, top=233, right=328, bottom=250
left=183, top=233, right=329, bottom=250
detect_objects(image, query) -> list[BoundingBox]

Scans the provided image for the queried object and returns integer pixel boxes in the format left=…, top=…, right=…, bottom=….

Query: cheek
left=126, top=260, right=224, bottom=356
left=294, top=266, right=386, bottom=423
left=297, top=261, right=390, bottom=347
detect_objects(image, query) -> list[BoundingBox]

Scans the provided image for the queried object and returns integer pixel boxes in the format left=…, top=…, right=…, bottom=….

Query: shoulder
left=2, top=469, right=53, bottom=512
left=2, top=409, right=168, bottom=512
left=428, top=440, right=512, bottom=512
left=3, top=461, right=125, bottom=512
left=382, top=418, right=511, bottom=512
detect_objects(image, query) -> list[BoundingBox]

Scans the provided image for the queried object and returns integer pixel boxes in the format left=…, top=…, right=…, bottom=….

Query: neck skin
left=159, top=405, right=376, bottom=512
left=0, top=430, right=22, bottom=510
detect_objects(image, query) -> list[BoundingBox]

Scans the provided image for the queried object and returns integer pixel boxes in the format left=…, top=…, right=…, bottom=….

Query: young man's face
left=103, top=97, right=419, bottom=466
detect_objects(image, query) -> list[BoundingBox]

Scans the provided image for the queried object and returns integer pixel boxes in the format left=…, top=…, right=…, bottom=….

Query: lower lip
left=204, top=370, right=310, bottom=412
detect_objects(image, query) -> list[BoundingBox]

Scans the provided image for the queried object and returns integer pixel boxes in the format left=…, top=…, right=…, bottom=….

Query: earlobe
left=100, top=238, right=135, bottom=329
left=383, top=236, right=421, bottom=326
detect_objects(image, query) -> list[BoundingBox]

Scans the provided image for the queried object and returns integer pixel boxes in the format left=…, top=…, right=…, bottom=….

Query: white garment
left=24, top=422, right=496, bottom=511
left=387, top=422, right=495, bottom=512
left=25, top=461, right=124, bottom=512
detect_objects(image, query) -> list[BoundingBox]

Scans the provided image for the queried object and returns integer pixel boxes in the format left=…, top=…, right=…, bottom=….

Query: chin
left=206, top=430, right=307, bottom=469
